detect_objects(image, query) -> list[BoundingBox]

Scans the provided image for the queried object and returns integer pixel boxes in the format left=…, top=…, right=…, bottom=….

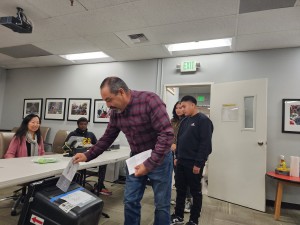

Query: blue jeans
left=124, top=151, right=172, bottom=225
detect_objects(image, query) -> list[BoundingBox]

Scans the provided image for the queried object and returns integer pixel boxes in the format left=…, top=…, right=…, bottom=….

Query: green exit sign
left=197, top=96, right=205, bottom=102
left=180, top=61, right=197, bottom=72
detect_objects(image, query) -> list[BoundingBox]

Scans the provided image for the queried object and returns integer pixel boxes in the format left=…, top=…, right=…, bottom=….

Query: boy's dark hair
left=181, top=95, right=197, bottom=105
left=77, top=117, right=88, bottom=125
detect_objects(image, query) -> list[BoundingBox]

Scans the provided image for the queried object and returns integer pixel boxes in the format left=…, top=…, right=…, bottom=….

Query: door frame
left=163, top=82, right=214, bottom=103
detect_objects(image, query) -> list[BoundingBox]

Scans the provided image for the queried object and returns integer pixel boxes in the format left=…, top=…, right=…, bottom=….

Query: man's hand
left=171, top=144, right=176, bottom=152
left=193, top=165, right=200, bottom=174
left=134, top=163, right=149, bottom=177
left=174, top=159, right=177, bottom=166
left=73, top=153, right=87, bottom=164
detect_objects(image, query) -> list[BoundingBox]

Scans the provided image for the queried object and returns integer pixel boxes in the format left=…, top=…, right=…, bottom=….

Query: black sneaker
left=170, top=213, right=184, bottom=225
left=185, top=221, right=197, bottom=225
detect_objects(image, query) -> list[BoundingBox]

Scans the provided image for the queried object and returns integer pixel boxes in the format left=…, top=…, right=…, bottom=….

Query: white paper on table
left=126, top=150, right=152, bottom=175
left=61, top=190, right=95, bottom=207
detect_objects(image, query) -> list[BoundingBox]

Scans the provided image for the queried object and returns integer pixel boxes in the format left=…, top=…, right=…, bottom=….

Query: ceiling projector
left=0, top=7, right=32, bottom=33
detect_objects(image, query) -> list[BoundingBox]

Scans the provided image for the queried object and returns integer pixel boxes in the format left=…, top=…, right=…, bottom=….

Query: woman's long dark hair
left=15, top=114, right=42, bottom=144
left=172, top=101, right=181, bottom=122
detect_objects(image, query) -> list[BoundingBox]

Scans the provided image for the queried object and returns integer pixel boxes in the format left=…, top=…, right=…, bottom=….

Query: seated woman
left=4, top=114, right=45, bottom=158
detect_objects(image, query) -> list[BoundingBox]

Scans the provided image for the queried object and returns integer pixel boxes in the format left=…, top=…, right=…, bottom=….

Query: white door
left=208, top=79, right=267, bottom=212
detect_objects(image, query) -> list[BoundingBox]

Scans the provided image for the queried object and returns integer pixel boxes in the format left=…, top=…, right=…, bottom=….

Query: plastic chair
left=40, top=126, right=51, bottom=149
left=51, top=130, right=70, bottom=154
left=40, top=126, right=50, bottom=142
left=11, top=127, right=18, bottom=133
left=0, top=132, right=15, bottom=158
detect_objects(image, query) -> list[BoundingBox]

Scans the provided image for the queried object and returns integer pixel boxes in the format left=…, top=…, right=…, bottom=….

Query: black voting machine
left=18, top=177, right=103, bottom=225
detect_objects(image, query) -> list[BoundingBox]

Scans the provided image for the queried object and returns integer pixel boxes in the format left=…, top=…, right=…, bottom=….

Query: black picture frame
left=93, top=99, right=110, bottom=123
left=44, top=98, right=66, bottom=121
left=23, top=98, right=43, bottom=119
left=282, top=98, right=300, bottom=134
left=67, top=98, right=91, bottom=121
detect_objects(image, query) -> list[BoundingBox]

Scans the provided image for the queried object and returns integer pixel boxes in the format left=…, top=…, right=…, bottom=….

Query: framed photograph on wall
left=67, top=98, right=91, bottom=121
left=44, top=98, right=66, bottom=120
left=23, top=98, right=43, bottom=118
left=93, top=99, right=110, bottom=123
left=282, top=98, right=300, bottom=133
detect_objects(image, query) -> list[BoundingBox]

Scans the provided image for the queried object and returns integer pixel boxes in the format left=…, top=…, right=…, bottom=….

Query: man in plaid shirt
left=74, top=76, right=174, bottom=225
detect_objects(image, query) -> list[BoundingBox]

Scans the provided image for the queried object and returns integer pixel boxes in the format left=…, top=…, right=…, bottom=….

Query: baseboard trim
left=266, top=200, right=300, bottom=210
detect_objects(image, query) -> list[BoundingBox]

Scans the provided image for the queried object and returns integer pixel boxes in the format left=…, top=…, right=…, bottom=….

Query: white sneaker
left=170, top=200, right=176, bottom=205
left=184, top=200, right=192, bottom=213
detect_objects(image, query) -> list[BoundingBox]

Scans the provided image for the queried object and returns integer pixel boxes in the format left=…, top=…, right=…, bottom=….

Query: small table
left=266, top=171, right=300, bottom=220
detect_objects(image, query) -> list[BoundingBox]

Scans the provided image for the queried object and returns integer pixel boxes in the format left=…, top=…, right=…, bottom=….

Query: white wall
left=1, top=60, right=159, bottom=146
left=161, top=48, right=300, bottom=204
left=0, top=68, right=6, bottom=125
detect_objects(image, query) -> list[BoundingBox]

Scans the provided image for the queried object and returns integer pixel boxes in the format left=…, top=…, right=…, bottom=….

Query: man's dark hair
left=77, top=117, right=88, bottom=125
left=100, top=76, right=129, bottom=94
left=181, top=95, right=197, bottom=105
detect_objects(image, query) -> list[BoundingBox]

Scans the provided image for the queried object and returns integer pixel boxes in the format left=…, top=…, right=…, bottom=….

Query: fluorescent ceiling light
left=166, top=38, right=232, bottom=52
left=60, top=51, right=110, bottom=61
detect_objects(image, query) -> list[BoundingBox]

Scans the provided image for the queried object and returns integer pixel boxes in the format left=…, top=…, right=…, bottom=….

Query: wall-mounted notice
left=222, top=104, right=238, bottom=122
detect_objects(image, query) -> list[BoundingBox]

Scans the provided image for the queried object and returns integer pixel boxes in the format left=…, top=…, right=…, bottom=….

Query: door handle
left=258, top=141, right=264, bottom=146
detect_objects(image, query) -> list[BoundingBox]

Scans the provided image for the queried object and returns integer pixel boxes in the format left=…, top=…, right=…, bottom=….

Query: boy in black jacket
left=171, top=96, right=213, bottom=225
left=65, top=117, right=112, bottom=196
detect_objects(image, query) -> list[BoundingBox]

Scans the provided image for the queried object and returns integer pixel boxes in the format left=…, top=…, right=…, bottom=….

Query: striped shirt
left=85, top=90, right=174, bottom=171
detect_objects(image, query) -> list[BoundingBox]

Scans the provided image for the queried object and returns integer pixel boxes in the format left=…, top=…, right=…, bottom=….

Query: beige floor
left=0, top=182, right=299, bottom=225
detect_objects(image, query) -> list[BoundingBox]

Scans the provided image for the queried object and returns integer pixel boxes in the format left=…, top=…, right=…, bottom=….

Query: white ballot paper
left=56, top=157, right=79, bottom=192
left=61, top=190, right=95, bottom=207
left=126, top=150, right=152, bottom=175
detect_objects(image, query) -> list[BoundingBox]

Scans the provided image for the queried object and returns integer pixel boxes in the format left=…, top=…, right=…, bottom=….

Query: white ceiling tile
left=26, top=0, right=86, bottom=17
left=84, top=33, right=128, bottom=50
left=0, top=53, right=14, bottom=61
left=29, top=18, right=79, bottom=42
left=238, top=7, right=300, bottom=35
left=135, top=0, right=239, bottom=26
left=0, top=27, right=32, bottom=48
left=115, top=16, right=237, bottom=47
left=19, top=55, right=74, bottom=67
left=0, top=58, right=35, bottom=69
left=34, top=37, right=100, bottom=55
left=105, top=45, right=170, bottom=61
left=236, top=30, right=300, bottom=51
left=0, top=17, right=80, bottom=47
left=79, top=0, right=142, bottom=10
left=57, top=2, right=148, bottom=35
